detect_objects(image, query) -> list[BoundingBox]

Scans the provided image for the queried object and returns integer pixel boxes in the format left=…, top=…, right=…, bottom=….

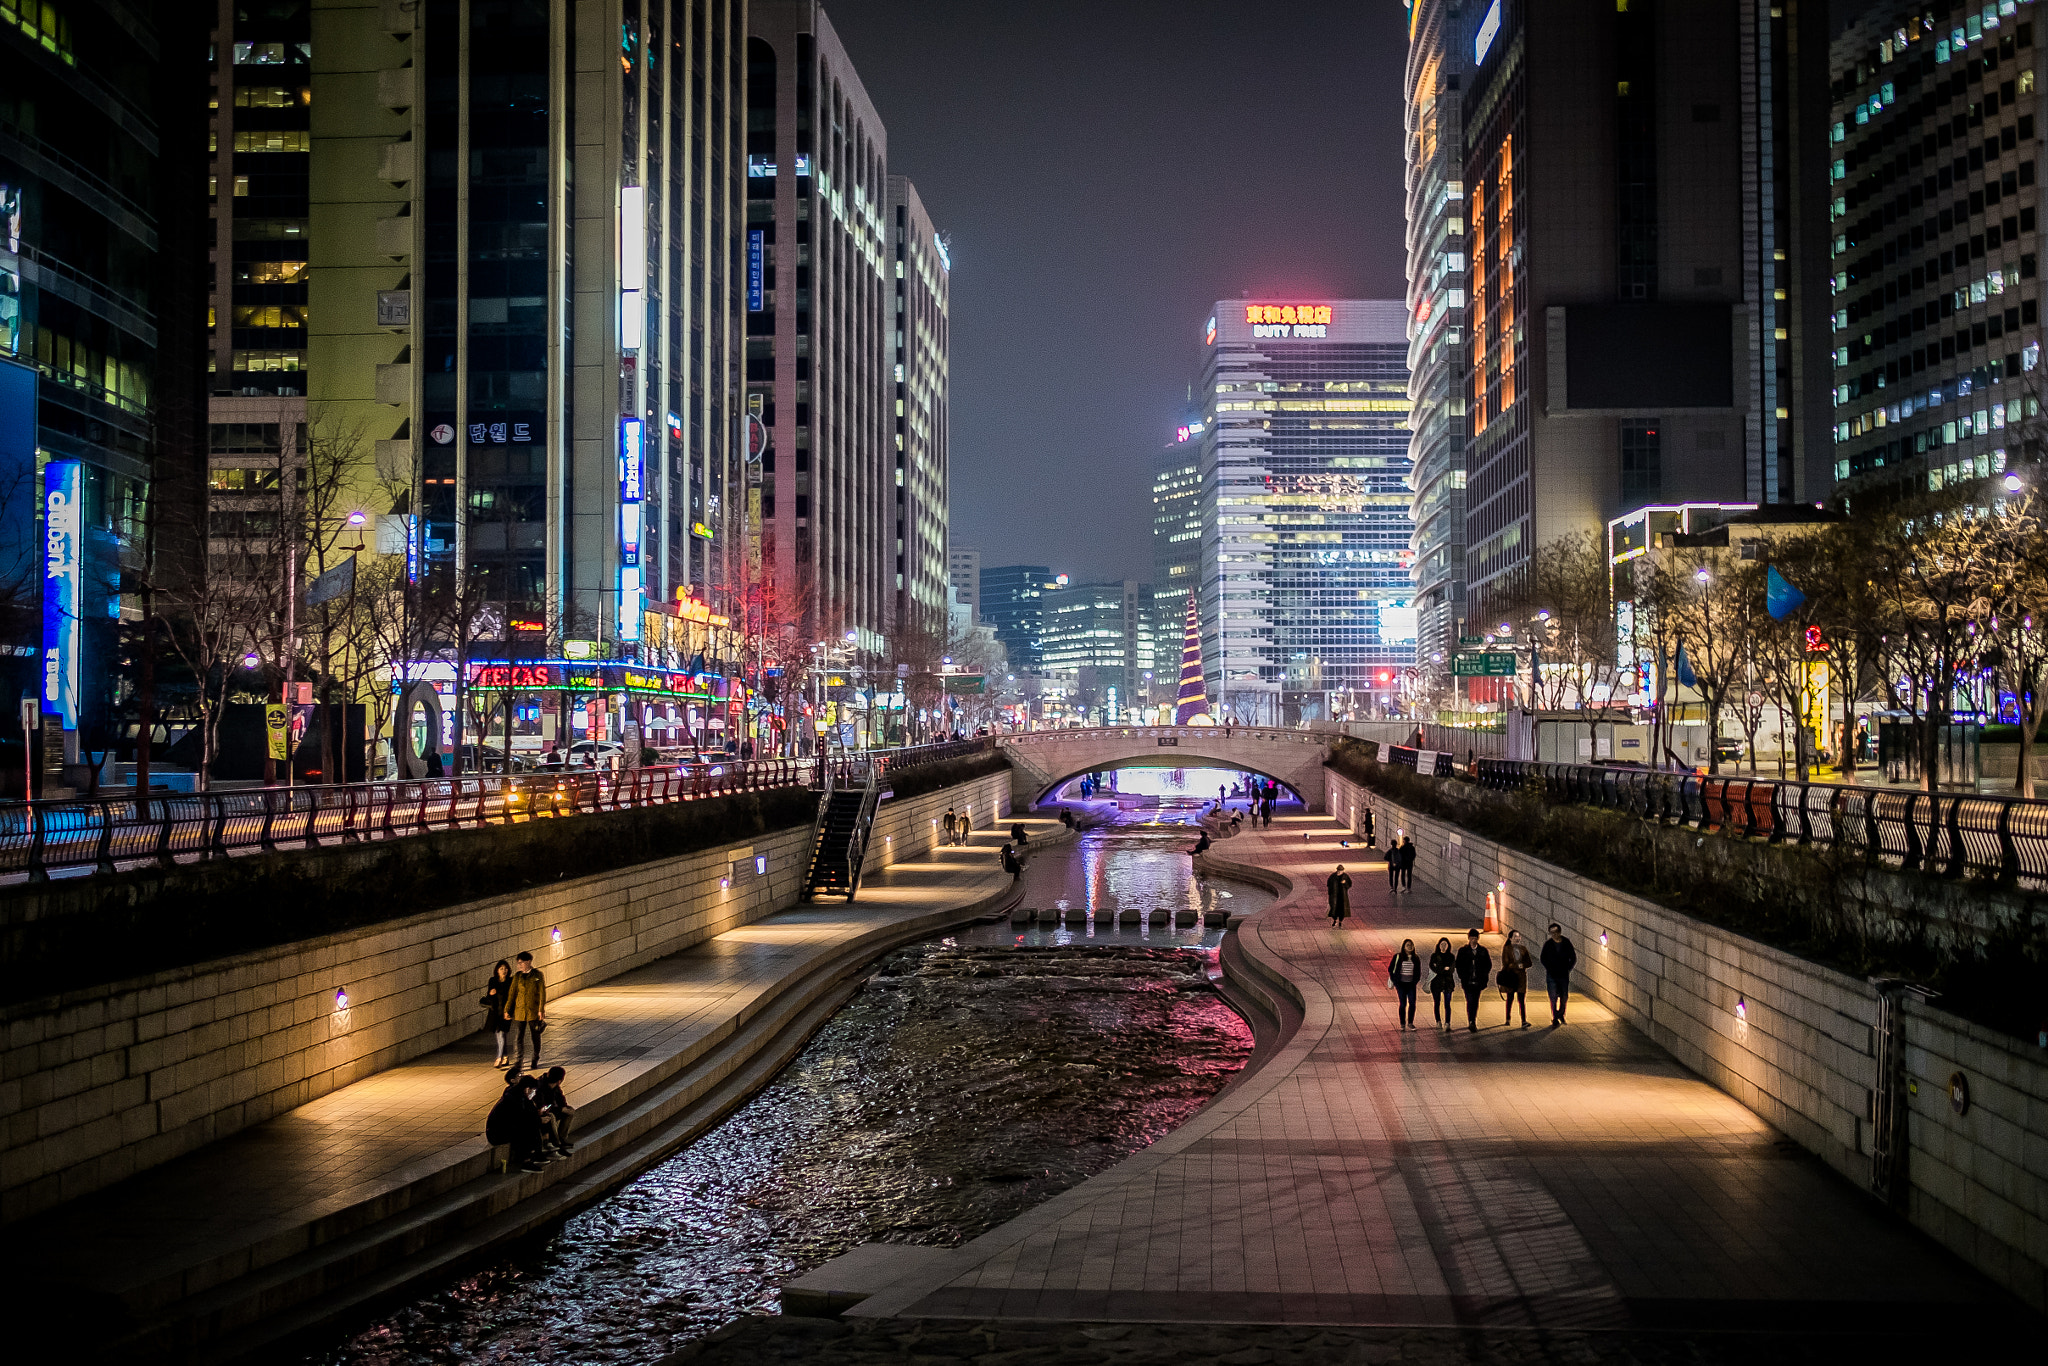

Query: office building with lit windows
left=979, top=563, right=1058, bottom=675
left=1039, top=578, right=1158, bottom=722
left=1827, top=6, right=2045, bottom=500
left=0, top=2, right=207, bottom=768
left=1194, top=299, right=1416, bottom=726
left=308, top=0, right=746, bottom=643
left=888, top=174, right=949, bottom=640
left=1460, top=1, right=1833, bottom=625
left=1151, top=428, right=1202, bottom=635
left=1402, top=0, right=1471, bottom=684
left=747, top=1, right=899, bottom=654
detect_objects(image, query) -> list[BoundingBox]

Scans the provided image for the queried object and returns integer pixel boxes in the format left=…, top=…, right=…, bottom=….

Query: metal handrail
left=1456, top=757, right=2048, bottom=887
left=0, top=757, right=815, bottom=884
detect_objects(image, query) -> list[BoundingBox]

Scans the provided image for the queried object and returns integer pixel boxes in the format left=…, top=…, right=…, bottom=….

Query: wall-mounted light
left=334, top=987, right=350, bottom=1011
left=551, top=925, right=562, bottom=945
left=1735, top=995, right=1748, bottom=1022
left=1599, top=931, right=1609, bottom=948
left=719, top=875, right=731, bottom=891
left=756, top=855, right=767, bottom=875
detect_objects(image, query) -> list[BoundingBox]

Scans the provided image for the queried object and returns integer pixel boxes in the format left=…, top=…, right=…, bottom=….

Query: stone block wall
left=1325, top=767, right=2048, bottom=1313
left=0, top=772, right=1011, bottom=1225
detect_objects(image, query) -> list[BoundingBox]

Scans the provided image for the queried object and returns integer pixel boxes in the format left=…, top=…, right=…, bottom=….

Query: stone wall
left=1326, top=767, right=2048, bottom=1313
left=0, top=773, right=1011, bottom=1225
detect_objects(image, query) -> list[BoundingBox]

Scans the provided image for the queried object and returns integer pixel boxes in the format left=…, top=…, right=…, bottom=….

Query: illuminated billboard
left=41, top=459, right=81, bottom=730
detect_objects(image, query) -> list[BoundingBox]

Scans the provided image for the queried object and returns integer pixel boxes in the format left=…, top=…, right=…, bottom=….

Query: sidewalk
left=6, top=813, right=1062, bottom=1360
left=850, top=811, right=2022, bottom=1330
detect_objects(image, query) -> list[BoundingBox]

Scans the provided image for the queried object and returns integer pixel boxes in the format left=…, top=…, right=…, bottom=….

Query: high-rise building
left=747, top=1, right=895, bottom=653
left=1039, top=578, right=1155, bottom=722
left=310, top=0, right=747, bottom=645
left=946, top=543, right=979, bottom=622
left=1151, top=427, right=1202, bottom=642
left=1460, top=1, right=1831, bottom=624
left=1402, top=0, right=1471, bottom=685
left=888, top=175, right=949, bottom=640
left=978, top=562, right=1056, bottom=675
left=0, top=1, right=208, bottom=773
left=1194, top=299, right=1415, bottom=725
left=1826, top=6, right=2043, bottom=501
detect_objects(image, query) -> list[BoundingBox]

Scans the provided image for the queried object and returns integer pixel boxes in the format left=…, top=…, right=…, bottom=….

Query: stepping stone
left=1148, top=909, right=1169, bottom=925
left=1117, top=909, right=1140, bottom=925
left=1175, top=910, right=1198, bottom=927
left=1204, top=910, right=1229, bottom=928
left=1093, top=908, right=1115, bottom=925
left=1063, top=907, right=1089, bottom=925
left=1011, top=907, right=1034, bottom=925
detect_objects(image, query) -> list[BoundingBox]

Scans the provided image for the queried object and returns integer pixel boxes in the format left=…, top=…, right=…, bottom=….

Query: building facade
left=887, top=174, right=948, bottom=640
left=747, top=0, right=894, bottom=654
left=1402, top=0, right=1470, bottom=687
left=1827, top=6, right=2044, bottom=502
left=310, top=0, right=747, bottom=651
left=978, top=562, right=1056, bottom=676
left=0, top=0, right=207, bottom=774
left=1151, top=427, right=1202, bottom=650
left=946, top=542, right=979, bottom=622
left=1460, top=0, right=1830, bottom=627
left=1194, top=299, right=1416, bottom=725
left=1038, top=577, right=1156, bottom=722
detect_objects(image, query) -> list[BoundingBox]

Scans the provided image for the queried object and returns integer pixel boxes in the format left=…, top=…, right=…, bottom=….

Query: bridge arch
left=996, top=726, right=1333, bottom=812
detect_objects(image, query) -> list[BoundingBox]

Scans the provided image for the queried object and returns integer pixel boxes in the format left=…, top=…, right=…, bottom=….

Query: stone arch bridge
left=997, top=726, right=1337, bottom=810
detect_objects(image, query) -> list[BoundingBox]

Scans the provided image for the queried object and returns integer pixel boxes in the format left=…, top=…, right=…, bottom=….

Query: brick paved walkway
left=851, top=811, right=2022, bottom=1331
left=5, top=817, right=1056, bottom=1323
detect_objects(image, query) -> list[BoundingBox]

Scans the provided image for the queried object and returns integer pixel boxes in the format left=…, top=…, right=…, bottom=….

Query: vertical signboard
left=0, top=360, right=36, bottom=657
left=747, top=229, right=765, bottom=312
left=618, top=417, right=644, bottom=641
left=619, top=184, right=646, bottom=350
left=40, top=458, right=81, bottom=730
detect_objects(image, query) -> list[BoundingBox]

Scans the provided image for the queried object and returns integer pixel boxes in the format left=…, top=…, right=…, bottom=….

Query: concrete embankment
left=3, top=773, right=1048, bottom=1363
left=1328, top=765, right=2048, bottom=1316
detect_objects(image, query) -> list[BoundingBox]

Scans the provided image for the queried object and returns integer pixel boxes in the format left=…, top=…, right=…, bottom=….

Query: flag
left=305, top=556, right=356, bottom=607
left=1766, top=565, right=1806, bottom=621
left=1674, top=645, right=1697, bottom=689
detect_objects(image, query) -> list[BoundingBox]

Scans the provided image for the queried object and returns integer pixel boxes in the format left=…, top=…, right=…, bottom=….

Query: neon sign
left=1244, top=304, right=1332, bottom=325
left=41, top=459, right=81, bottom=730
left=467, top=663, right=556, bottom=689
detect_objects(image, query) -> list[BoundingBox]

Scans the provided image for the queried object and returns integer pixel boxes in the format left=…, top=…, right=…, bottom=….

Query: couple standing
left=1384, top=838, right=1414, bottom=891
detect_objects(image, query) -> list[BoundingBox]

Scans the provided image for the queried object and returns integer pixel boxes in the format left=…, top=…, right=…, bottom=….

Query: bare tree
left=1647, top=549, right=1760, bottom=775
left=1864, top=492, right=1990, bottom=793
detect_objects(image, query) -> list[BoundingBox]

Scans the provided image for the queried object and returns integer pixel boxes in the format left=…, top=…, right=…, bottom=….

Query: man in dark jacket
left=485, top=1075, right=549, bottom=1171
left=1454, top=929, right=1492, bottom=1032
left=1540, top=921, right=1579, bottom=1026
left=535, top=1066, right=577, bottom=1154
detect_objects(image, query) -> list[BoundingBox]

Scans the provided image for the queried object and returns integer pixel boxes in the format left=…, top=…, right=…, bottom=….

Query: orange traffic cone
left=1482, top=892, right=1500, bottom=935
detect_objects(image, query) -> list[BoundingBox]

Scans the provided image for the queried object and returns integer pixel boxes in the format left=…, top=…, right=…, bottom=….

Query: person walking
left=507, top=950, right=548, bottom=1070
left=1397, top=837, right=1416, bottom=890
left=1427, top=937, right=1458, bottom=1029
left=1455, top=929, right=1492, bottom=1032
left=479, top=959, right=513, bottom=1067
left=942, top=806, right=958, bottom=845
left=1541, top=921, right=1579, bottom=1026
left=1361, top=806, right=1376, bottom=848
left=1388, top=938, right=1423, bottom=1029
left=1386, top=843, right=1402, bottom=891
left=1326, top=864, right=1352, bottom=926
left=1499, top=929, right=1533, bottom=1028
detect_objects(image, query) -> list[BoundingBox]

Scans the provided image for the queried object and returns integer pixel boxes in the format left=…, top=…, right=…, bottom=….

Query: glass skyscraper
left=1195, top=300, right=1416, bottom=724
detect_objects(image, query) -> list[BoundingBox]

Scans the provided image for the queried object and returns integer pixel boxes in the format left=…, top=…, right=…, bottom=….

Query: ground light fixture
left=2006, top=472, right=2024, bottom=493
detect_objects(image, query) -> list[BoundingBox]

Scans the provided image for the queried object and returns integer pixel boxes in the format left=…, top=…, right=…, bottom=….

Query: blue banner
left=747, top=230, right=764, bottom=312
left=41, top=458, right=81, bottom=730
left=1766, top=564, right=1806, bottom=620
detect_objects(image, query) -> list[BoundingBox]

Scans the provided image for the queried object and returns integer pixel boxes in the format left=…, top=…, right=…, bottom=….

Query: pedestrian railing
left=1464, top=757, right=2048, bottom=887
left=0, top=757, right=822, bottom=884
left=872, top=735, right=994, bottom=774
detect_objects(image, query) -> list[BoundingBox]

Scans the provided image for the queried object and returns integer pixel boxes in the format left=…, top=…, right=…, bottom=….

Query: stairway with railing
left=801, top=760, right=879, bottom=901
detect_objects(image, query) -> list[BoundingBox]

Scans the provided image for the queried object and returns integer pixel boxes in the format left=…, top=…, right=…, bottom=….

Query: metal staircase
left=801, top=760, right=878, bottom=901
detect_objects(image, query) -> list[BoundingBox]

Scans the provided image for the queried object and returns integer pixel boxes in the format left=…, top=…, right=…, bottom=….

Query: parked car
left=1713, top=737, right=1746, bottom=764
left=562, top=740, right=625, bottom=768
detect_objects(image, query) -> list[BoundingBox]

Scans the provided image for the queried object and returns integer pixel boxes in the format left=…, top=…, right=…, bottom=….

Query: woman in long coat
left=1326, top=865, right=1352, bottom=926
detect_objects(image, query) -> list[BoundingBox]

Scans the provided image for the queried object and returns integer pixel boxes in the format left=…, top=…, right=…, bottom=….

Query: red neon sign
left=1245, top=304, right=1332, bottom=325
left=468, top=664, right=554, bottom=689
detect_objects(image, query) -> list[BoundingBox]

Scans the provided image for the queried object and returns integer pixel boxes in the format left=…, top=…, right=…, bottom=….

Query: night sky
left=830, top=0, right=1414, bottom=585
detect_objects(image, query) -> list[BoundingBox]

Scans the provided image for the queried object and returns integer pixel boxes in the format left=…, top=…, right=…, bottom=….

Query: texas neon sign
left=1244, top=303, right=1332, bottom=338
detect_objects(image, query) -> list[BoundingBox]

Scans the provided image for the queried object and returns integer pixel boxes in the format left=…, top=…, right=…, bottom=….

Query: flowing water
left=303, top=808, right=1269, bottom=1366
